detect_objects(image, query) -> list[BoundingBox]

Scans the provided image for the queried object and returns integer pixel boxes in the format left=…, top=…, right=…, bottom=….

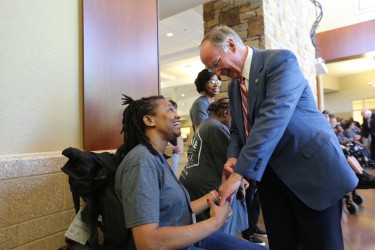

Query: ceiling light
left=181, top=93, right=185, bottom=97
left=166, top=33, right=173, bottom=37
left=368, top=82, right=375, bottom=87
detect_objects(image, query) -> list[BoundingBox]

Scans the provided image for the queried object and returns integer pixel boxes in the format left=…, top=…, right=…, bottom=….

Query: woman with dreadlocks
left=114, top=95, right=266, bottom=250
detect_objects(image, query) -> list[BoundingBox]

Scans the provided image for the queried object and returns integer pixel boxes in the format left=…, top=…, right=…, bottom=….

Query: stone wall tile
left=0, top=174, right=63, bottom=228
left=250, top=0, right=262, bottom=9
left=240, top=12, right=254, bottom=21
left=237, top=30, right=248, bottom=40
left=203, top=1, right=214, bottom=12
left=255, top=7, right=263, bottom=16
left=220, top=8, right=240, bottom=27
left=63, top=175, right=74, bottom=210
left=207, top=18, right=220, bottom=28
left=248, top=16, right=264, bottom=37
left=0, top=226, right=18, bottom=250
left=216, top=92, right=229, bottom=100
left=213, top=1, right=229, bottom=10
left=220, top=80, right=231, bottom=93
left=240, top=3, right=251, bottom=13
left=233, top=0, right=249, bottom=7
left=0, top=159, right=21, bottom=180
left=20, top=155, right=66, bottom=177
left=14, top=232, right=66, bottom=250
left=16, top=210, right=74, bottom=246
left=244, top=38, right=261, bottom=49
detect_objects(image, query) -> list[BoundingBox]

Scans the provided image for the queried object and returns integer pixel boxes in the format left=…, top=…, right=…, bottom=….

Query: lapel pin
left=255, top=79, right=259, bottom=84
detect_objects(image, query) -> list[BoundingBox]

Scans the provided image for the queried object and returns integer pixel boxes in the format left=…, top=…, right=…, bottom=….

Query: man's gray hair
left=200, top=25, right=245, bottom=50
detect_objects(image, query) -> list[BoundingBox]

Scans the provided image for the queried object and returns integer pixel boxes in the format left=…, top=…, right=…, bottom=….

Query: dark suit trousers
left=242, top=181, right=260, bottom=236
left=258, top=166, right=344, bottom=250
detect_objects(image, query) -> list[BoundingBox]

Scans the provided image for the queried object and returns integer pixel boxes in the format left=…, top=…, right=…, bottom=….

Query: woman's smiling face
left=151, top=99, right=181, bottom=141
left=204, top=75, right=221, bottom=97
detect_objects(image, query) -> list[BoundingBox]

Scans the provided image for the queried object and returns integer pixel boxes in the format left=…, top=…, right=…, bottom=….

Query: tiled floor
left=174, top=155, right=375, bottom=249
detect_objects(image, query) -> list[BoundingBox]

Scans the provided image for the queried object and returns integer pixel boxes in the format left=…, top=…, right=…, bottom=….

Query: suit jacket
left=362, top=113, right=375, bottom=138
left=227, top=48, right=358, bottom=211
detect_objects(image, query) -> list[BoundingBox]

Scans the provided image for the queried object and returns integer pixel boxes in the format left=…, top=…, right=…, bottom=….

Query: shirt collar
left=242, top=47, right=253, bottom=81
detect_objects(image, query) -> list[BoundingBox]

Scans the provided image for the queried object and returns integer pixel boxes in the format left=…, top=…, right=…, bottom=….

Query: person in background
left=190, top=69, right=222, bottom=131
left=180, top=98, right=249, bottom=236
left=343, top=121, right=362, bottom=142
left=115, top=94, right=267, bottom=250
left=166, top=100, right=183, bottom=175
left=199, top=25, right=358, bottom=250
left=241, top=183, right=267, bottom=246
left=361, top=108, right=375, bottom=160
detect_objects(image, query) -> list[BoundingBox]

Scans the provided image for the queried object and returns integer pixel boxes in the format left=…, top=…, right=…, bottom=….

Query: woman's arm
left=132, top=199, right=231, bottom=250
left=190, top=189, right=220, bottom=214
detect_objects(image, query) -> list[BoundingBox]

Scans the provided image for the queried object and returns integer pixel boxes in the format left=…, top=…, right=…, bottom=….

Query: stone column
left=203, top=0, right=318, bottom=100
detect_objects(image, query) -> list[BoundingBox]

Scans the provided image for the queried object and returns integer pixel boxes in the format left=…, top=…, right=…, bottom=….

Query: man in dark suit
left=361, top=109, right=375, bottom=160
left=199, top=25, right=358, bottom=250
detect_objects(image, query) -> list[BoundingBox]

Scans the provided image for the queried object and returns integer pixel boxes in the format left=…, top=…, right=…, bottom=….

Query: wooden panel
left=316, top=19, right=375, bottom=61
left=83, top=0, right=159, bottom=151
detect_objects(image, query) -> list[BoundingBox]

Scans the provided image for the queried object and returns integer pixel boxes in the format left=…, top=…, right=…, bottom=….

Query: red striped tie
left=240, top=77, right=250, bottom=140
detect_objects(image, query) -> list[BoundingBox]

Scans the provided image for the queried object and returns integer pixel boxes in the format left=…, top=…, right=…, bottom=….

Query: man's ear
left=223, top=109, right=229, bottom=118
left=228, top=38, right=236, bottom=53
left=143, top=115, right=155, bottom=127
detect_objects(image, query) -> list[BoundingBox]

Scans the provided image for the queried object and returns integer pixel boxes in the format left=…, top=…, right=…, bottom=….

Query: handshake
left=219, top=157, right=252, bottom=204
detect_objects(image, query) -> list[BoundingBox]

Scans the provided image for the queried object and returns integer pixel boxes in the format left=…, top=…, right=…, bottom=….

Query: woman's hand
left=207, top=198, right=232, bottom=229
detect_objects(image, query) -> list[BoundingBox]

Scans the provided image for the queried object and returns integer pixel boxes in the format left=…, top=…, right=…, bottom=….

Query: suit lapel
left=247, top=47, right=263, bottom=126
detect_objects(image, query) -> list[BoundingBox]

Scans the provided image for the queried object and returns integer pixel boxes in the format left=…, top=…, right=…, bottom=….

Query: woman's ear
left=143, top=115, right=155, bottom=127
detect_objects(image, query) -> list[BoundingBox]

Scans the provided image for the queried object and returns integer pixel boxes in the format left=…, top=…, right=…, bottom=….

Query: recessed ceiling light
left=166, top=33, right=173, bottom=37
left=368, top=82, right=375, bottom=87
left=181, top=93, right=185, bottom=97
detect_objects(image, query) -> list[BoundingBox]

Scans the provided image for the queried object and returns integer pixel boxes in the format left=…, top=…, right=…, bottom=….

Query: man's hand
left=219, top=172, right=243, bottom=205
left=222, top=158, right=237, bottom=183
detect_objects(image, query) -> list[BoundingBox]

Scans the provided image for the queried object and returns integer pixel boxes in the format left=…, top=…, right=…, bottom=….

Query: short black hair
left=194, top=69, right=221, bottom=93
left=169, top=99, right=177, bottom=109
left=208, top=97, right=229, bottom=112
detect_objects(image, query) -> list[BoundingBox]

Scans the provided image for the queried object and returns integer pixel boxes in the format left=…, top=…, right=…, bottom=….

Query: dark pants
left=258, top=166, right=344, bottom=250
left=242, top=181, right=260, bottom=236
left=371, top=136, right=375, bottom=160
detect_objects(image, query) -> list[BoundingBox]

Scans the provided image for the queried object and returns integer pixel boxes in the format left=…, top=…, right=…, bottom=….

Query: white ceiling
left=158, top=0, right=375, bottom=105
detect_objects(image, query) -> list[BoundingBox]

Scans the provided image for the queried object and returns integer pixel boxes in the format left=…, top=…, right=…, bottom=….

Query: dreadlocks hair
left=207, top=97, right=229, bottom=112
left=116, top=94, right=165, bottom=159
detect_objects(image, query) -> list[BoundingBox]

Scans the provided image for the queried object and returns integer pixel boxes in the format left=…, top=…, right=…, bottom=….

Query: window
left=352, top=98, right=375, bottom=122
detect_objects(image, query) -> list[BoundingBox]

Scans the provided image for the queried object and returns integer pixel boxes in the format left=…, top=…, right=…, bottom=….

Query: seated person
left=343, top=121, right=361, bottom=142
left=335, top=124, right=370, bottom=158
left=179, top=98, right=249, bottom=236
left=341, top=145, right=375, bottom=189
left=115, top=94, right=267, bottom=250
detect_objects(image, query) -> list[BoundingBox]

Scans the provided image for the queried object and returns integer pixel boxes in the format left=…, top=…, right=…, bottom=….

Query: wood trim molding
left=316, top=19, right=375, bottom=61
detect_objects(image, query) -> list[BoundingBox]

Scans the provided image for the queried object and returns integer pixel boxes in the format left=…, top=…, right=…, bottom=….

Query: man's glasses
left=209, top=48, right=224, bottom=72
left=207, top=79, right=222, bottom=86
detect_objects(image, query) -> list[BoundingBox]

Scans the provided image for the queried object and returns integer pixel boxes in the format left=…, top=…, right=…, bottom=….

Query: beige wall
left=1, top=1, right=80, bottom=249
left=0, top=0, right=82, bottom=156
left=324, top=69, right=375, bottom=116
left=323, top=74, right=341, bottom=93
